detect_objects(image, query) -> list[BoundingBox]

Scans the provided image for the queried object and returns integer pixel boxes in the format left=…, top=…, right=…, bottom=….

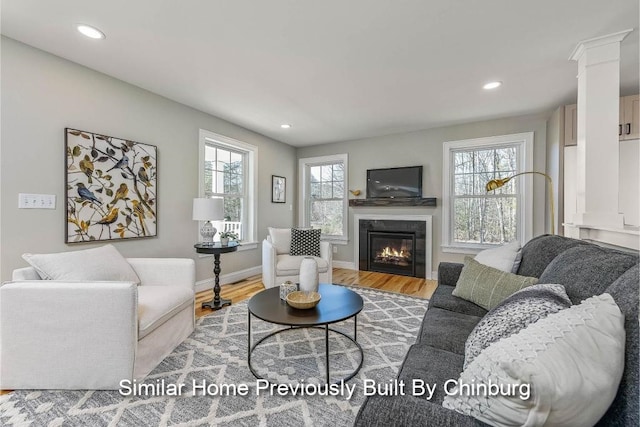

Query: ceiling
left=2, top=1, right=638, bottom=147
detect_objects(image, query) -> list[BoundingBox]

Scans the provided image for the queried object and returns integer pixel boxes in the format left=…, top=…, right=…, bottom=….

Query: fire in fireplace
left=375, top=245, right=411, bottom=266
left=368, top=232, right=415, bottom=276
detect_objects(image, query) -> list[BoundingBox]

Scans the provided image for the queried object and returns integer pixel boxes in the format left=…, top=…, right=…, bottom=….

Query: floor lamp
left=485, top=171, right=555, bottom=235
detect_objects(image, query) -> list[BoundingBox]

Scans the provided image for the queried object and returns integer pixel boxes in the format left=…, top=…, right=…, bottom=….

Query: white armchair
left=0, top=258, right=195, bottom=390
left=262, top=228, right=333, bottom=289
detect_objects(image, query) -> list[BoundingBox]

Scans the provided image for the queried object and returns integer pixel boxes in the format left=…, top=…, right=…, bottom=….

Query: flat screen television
left=366, top=166, right=423, bottom=199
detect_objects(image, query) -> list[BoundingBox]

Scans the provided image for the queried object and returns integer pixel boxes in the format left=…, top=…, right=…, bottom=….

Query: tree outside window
left=204, top=144, right=246, bottom=239
left=452, top=146, right=518, bottom=245
left=442, top=132, right=533, bottom=252
left=299, top=154, right=348, bottom=241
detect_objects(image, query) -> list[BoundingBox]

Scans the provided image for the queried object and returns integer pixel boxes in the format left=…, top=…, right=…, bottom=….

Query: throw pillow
left=464, top=283, right=572, bottom=368
left=474, top=240, right=522, bottom=273
left=22, top=244, right=141, bottom=284
left=452, top=257, right=538, bottom=310
left=443, top=293, right=625, bottom=427
left=268, top=227, right=292, bottom=255
left=290, top=228, right=321, bottom=257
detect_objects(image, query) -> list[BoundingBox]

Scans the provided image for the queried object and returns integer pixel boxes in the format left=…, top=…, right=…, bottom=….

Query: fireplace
left=357, top=216, right=431, bottom=279
left=368, top=232, right=415, bottom=276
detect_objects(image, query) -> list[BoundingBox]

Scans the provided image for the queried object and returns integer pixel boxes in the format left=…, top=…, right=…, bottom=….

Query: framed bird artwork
left=65, top=128, right=157, bottom=243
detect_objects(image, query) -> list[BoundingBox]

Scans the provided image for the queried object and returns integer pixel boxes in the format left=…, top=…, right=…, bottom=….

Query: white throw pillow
left=475, top=240, right=522, bottom=273
left=268, top=227, right=292, bottom=255
left=22, top=244, right=140, bottom=284
left=443, top=293, right=625, bottom=427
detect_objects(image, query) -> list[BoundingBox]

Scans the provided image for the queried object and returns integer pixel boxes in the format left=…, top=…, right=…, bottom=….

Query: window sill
left=441, top=245, right=485, bottom=255
left=322, top=237, right=348, bottom=245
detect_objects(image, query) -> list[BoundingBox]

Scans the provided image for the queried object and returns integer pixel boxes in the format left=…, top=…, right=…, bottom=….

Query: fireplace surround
left=354, top=214, right=433, bottom=279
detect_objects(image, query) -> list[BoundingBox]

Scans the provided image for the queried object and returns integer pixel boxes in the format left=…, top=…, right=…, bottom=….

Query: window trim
left=441, top=132, right=534, bottom=253
left=298, top=153, right=349, bottom=243
left=199, top=129, right=258, bottom=250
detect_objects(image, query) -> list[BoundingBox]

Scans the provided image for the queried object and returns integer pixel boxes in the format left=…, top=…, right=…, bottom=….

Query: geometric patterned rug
left=0, top=286, right=428, bottom=427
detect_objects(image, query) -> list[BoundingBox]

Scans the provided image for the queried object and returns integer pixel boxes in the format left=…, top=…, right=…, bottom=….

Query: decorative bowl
left=286, top=291, right=321, bottom=309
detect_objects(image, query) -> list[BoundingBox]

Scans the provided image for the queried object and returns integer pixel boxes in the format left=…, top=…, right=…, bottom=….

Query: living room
left=1, top=1, right=638, bottom=426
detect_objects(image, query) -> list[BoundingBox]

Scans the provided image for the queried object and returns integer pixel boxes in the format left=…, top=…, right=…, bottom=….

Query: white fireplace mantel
left=354, top=214, right=433, bottom=280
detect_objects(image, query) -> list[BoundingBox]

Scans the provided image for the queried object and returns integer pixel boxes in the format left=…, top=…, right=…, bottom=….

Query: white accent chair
left=262, top=227, right=332, bottom=289
left=0, top=258, right=195, bottom=390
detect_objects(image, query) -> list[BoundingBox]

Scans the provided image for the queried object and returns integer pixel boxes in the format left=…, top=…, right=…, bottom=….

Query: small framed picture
left=272, top=175, right=286, bottom=203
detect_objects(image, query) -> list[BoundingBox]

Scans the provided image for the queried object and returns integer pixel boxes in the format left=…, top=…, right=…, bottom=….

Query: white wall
left=296, top=113, right=550, bottom=269
left=0, top=37, right=296, bottom=282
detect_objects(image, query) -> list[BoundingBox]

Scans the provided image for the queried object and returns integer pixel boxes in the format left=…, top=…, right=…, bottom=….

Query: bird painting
left=110, top=183, right=129, bottom=205
left=76, top=183, right=102, bottom=205
left=131, top=200, right=148, bottom=236
left=106, top=156, right=129, bottom=173
left=96, top=207, right=120, bottom=226
left=66, top=128, right=158, bottom=243
left=137, top=167, right=153, bottom=187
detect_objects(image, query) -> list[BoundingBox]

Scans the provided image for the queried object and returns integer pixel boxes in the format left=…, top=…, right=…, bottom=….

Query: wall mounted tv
left=366, top=166, right=423, bottom=199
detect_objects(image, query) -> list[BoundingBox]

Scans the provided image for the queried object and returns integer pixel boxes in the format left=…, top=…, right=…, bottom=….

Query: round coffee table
left=247, top=283, right=364, bottom=385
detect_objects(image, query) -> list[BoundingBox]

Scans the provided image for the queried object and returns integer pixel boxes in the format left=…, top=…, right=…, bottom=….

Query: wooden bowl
left=286, top=291, right=321, bottom=309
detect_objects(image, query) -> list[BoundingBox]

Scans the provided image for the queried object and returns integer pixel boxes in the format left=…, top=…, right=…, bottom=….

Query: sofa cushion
left=474, top=240, right=522, bottom=273
left=290, top=228, right=321, bottom=257
left=137, top=286, right=194, bottom=339
left=453, top=257, right=538, bottom=310
left=599, top=264, right=639, bottom=426
left=418, top=308, right=482, bottom=354
left=268, top=227, right=292, bottom=255
left=538, top=245, right=638, bottom=304
left=276, top=255, right=329, bottom=276
left=430, top=285, right=488, bottom=318
left=22, top=244, right=141, bottom=284
left=516, top=234, right=589, bottom=278
left=443, top=293, right=625, bottom=427
left=464, top=283, right=571, bottom=368
left=398, top=344, right=465, bottom=405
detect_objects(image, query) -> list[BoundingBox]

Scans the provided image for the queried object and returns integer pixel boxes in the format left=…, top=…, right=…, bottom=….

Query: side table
left=194, top=242, right=239, bottom=310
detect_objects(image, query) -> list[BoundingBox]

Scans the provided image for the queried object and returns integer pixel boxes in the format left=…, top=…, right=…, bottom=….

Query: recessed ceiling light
left=77, top=24, right=105, bottom=39
left=483, top=81, right=502, bottom=90
left=280, top=124, right=292, bottom=129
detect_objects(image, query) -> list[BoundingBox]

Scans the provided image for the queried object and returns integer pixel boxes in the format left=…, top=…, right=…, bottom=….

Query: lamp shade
left=192, top=197, right=224, bottom=221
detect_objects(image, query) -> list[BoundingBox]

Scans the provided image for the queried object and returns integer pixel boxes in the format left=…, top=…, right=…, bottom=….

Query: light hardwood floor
left=1, top=268, right=437, bottom=395
left=197, top=267, right=437, bottom=318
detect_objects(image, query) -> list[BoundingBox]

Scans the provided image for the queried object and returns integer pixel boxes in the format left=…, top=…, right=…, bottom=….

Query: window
left=199, top=129, right=257, bottom=246
left=442, top=133, right=533, bottom=252
left=299, top=154, right=348, bottom=242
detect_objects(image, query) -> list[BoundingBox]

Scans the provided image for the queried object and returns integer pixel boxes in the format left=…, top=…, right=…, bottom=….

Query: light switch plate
left=19, top=193, right=56, bottom=209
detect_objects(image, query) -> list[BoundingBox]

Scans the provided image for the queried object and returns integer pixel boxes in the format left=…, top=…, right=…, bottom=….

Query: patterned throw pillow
left=289, top=228, right=321, bottom=257
left=443, top=293, right=625, bottom=427
left=452, top=257, right=538, bottom=310
left=464, top=283, right=572, bottom=368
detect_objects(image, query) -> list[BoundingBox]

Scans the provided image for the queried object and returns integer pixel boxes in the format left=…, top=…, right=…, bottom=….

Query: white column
left=569, top=30, right=632, bottom=228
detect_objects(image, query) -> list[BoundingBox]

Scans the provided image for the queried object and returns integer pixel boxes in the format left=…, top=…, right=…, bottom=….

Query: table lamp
left=193, top=197, right=224, bottom=245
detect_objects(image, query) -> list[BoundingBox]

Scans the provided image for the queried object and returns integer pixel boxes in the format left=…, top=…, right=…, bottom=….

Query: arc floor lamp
left=485, top=171, right=555, bottom=235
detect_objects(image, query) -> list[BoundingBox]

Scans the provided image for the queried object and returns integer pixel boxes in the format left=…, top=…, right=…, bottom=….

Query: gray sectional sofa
left=355, top=235, right=639, bottom=426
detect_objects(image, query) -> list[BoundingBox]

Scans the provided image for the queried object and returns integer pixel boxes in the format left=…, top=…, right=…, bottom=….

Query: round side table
left=194, top=242, right=238, bottom=310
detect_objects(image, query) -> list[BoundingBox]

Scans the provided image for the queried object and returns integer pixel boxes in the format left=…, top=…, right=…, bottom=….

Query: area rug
left=0, top=286, right=428, bottom=427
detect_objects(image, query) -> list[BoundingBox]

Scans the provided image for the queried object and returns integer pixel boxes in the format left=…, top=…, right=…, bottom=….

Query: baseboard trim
left=195, top=265, right=262, bottom=293
left=332, top=260, right=356, bottom=270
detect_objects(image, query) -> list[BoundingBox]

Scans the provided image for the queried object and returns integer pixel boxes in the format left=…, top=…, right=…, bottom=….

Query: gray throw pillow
left=464, top=283, right=571, bottom=368
left=289, top=228, right=321, bottom=257
left=452, top=256, right=538, bottom=310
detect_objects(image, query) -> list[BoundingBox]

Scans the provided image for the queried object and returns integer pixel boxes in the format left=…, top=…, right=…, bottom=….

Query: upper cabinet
left=620, top=94, right=639, bottom=140
left=564, top=94, right=639, bottom=146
